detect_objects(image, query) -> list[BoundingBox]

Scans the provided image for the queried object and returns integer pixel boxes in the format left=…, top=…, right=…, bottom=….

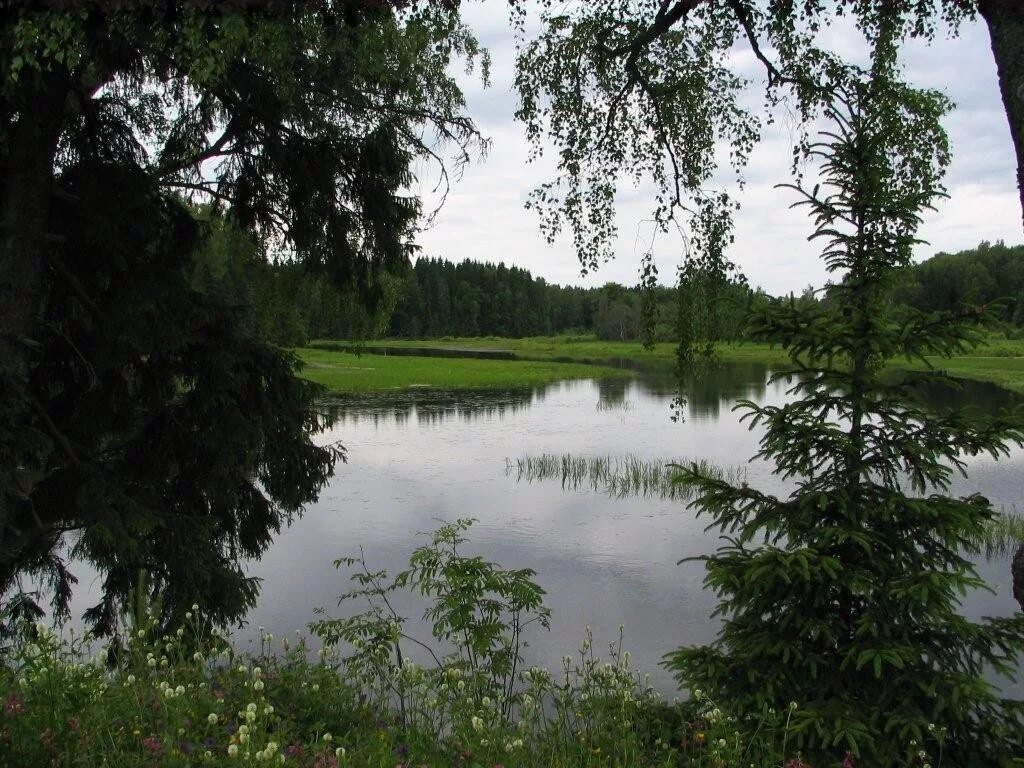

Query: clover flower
left=228, top=744, right=239, bottom=758
left=208, top=713, right=219, bottom=725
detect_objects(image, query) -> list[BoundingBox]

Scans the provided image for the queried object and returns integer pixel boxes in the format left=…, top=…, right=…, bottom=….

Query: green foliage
left=513, top=0, right=978, bottom=274
left=666, top=63, right=1024, bottom=766
left=892, top=241, right=1024, bottom=327
left=512, top=1, right=987, bottom=356
left=386, top=257, right=704, bottom=342
left=0, top=2, right=484, bottom=632
left=312, top=519, right=550, bottom=722
left=190, top=213, right=405, bottom=348
left=0, top=602, right=774, bottom=767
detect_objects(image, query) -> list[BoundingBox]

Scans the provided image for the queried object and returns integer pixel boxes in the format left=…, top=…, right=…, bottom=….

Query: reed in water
left=507, top=453, right=746, bottom=501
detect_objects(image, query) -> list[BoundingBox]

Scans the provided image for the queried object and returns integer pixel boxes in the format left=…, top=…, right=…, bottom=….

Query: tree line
left=195, top=221, right=1024, bottom=351
left=196, top=231, right=757, bottom=346
left=892, top=240, right=1024, bottom=326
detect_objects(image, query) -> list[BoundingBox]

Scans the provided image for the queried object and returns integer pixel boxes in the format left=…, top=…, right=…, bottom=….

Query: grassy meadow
left=303, top=335, right=1024, bottom=395
left=900, top=350, right=1024, bottom=393
left=295, top=346, right=629, bottom=393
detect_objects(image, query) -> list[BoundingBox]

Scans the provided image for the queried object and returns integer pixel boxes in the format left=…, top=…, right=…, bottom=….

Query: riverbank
left=0, top=617, right=803, bottom=768
left=305, top=335, right=1024, bottom=394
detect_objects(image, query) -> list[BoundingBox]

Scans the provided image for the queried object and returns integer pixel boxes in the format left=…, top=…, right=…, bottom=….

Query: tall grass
left=508, top=453, right=746, bottom=502
left=975, top=511, right=1024, bottom=559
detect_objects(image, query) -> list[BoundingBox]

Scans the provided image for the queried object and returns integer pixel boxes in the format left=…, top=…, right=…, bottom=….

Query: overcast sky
left=409, top=4, right=1021, bottom=296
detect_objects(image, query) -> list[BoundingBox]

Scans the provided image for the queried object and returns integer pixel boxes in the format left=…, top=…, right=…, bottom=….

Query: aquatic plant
left=975, top=511, right=1024, bottom=560
left=509, top=453, right=746, bottom=502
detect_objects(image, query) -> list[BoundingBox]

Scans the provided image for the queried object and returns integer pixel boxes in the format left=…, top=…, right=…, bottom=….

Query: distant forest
left=891, top=240, right=1024, bottom=324
left=190, top=223, right=1024, bottom=347
left=190, top=219, right=752, bottom=345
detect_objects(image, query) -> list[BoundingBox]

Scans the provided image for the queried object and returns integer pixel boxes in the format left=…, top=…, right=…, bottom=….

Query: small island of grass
left=295, top=346, right=630, bottom=393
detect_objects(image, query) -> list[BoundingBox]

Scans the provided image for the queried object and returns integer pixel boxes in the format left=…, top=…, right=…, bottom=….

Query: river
left=225, top=362, right=1024, bottom=695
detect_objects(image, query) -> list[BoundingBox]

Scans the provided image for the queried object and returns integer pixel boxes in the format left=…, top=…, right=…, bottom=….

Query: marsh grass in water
left=508, top=453, right=747, bottom=502
left=311, top=334, right=1024, bottom=394
left=975, top=511, right=1024, bottom=559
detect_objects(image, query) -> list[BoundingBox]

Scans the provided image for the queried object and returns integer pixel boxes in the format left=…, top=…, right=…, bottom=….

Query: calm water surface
left=229, top=363, right=1024, bottom=695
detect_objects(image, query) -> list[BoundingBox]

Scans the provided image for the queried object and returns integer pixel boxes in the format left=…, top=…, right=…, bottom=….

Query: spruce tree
left=667, top=57, right=1024, bottom=766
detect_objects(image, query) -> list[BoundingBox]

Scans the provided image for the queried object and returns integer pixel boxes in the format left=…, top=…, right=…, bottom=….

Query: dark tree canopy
left=0, top=1, right=485, bottom=633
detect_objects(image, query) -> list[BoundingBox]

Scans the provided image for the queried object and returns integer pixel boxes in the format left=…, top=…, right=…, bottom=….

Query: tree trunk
left=1012, top=542, right=1024, bottom=611
left=979, top=0, right=1024, bottom=232
left=0, top=83, right=66, bottom=368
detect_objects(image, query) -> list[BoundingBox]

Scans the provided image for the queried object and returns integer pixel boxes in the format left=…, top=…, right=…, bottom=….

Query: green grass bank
left=305, top=335, right=1024, bottom=395
left=295, top=346, right=629, bottom=393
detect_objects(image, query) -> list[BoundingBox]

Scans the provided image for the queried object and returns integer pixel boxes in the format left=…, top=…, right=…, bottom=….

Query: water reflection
left=903, top=372, right=1024, bottom=412
left=323, top=384, right=555, bottom=426
left=319, top=363, right=777, bottom=427
left=57, top=363, right=1024, bottom=696
left=234, top=364, right=1024, bottom=695
left=321, top=363, right=1022, bottom=428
